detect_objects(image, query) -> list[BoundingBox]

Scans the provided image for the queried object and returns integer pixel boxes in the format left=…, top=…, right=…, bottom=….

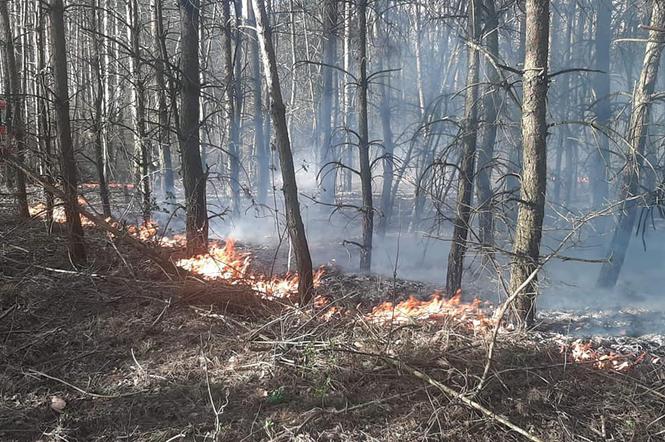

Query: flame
left=561, top=340, right=648, bottom=372
left=176, top=239, right=251, bottom=280
left=29, top=197, right=95, bottom=227
left=367, top=289, right=489, bottom=330
left=175, top=239, right=325, bottom=299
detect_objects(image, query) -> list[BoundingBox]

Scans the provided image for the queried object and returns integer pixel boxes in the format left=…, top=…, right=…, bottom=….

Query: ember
left=368, top=289, right=489, bottom=330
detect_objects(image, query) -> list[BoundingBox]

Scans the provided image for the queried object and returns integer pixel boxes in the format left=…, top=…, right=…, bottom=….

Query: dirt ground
left=2, top=211, right=665, bottom=441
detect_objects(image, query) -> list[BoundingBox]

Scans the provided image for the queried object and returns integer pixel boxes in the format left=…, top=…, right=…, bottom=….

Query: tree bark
left=49, top=0, right=86, bottom=263
left=153, top=0, right=175, bottom=199
left=446, top=0, right=482, bottom=295
left=475, top=0, right=500, bottom=256
left=179, top=0, right=208, bottom=255
left=252, top=0, right=314, bottom=304
left=248, top=0, right=268, bottom=205
left=34, top=0, right=54, bottom=225
left=597, top=1, right=665, bottom=288
left=222, top=0, right=241, bottom=215
left=91, top=0, right=111, bottom=217
left=590, top=0, right=611, bottom=218
left=377, top=0, right=394, bottom=238
left=508, top=0, right=549, bottom=328
left=357, top=0, right=373, bottom=272
left=318, top=0, right=338, bottom=204
left=127, top=0, right=151, bottom=223
left=0, top=0, right=29, bottom=219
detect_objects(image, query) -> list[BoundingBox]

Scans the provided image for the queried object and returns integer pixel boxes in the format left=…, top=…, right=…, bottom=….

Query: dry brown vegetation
left=1, top=210, right=665, bottom=441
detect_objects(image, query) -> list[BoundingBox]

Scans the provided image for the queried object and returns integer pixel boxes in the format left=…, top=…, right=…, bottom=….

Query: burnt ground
left=1, top=211, right=665, bottom=441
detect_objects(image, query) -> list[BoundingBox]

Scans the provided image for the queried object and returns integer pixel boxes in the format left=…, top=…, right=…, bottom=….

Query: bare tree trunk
left=34, top=0, right=54, bottom=225
left=179, top=0, right=208, bottom=255
left=90, top=1, right=111, bottom=217
left=597, top=1, right=665, bottom=288
left=476, top=0, right=500, bottom=256
left=357, top=0, right=373, bottom=272
left=127, top=0, right=151, bottom=223
left=341, top=0, right=353, bottom=193
left=318, top=0, right=338, bottom=204
left=252, top=0, right=314, bottom=303
left=49, top=0, right=86, bottom=263
left=222, top=0, right=241, bottom=215
left=508, top=0, right=549, bottom=328
left=0, top=0, right=29, bottom=218
left=446, top=0, right=481, bottom=295
left=377, top=0, right=394, bottom=238
left=248, top=0, right=268, bottom=205
left=153, top=0, right=174, bottom=199
left=504, top=9, right=525, bottom=229
left=590, top=0, right=611, bottom=219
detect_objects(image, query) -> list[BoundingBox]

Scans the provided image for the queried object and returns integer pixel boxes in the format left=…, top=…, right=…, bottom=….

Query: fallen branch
left=26, top=369, right=145, bottom=399
left=3, top=156, right=186, bottom=277
left=383, top=357, right=544, bottom=442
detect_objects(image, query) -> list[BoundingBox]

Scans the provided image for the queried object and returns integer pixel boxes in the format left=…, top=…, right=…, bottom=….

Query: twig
left=27, top=369, right=144, bottom=399
left=383, top=358, right=544, bottom=442
left=0, top=304, right=16, bottom=321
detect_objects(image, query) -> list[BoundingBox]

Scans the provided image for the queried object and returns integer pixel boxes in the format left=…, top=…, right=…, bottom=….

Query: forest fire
left=560, top=340, right=653, bottom=372
left=28, top=198, right=96, bottom=227
left=368, top=290, right=490, bottom=331
left=176, top=239, right=251, bottom=280
left=175, top=239, right=325, bottom=299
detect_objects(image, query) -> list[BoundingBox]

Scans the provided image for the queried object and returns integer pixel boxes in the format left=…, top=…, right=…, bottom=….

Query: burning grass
left=367, top=289, right=490, bottom=331
left=2, top=211, right=665, bottom=441
left=27, top=199, right=325, bottom=302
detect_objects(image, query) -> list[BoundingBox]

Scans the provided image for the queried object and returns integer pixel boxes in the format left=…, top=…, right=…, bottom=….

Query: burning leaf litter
left=27, top=201, right=663, bottom=373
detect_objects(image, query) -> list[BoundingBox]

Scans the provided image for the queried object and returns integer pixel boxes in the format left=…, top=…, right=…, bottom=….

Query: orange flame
left=368, top=289, right=489, bottom=331
left=561, top=340, right=648, bottom=372
left=29, top=197, right=95, bottom=227
left=175, top=239, right=325, bottom=299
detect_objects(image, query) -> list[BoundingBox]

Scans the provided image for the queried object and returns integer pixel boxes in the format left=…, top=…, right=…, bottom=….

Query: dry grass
left=1, top=212, right=665, bottom=441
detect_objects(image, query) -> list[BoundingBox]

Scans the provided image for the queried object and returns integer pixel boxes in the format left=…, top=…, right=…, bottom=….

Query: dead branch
left=382, top=357, right=544, bottom=442
left=3, top=155, right=186, bottom=277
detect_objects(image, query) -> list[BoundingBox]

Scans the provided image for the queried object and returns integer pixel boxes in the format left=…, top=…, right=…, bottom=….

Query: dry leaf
left=50, top=396, right=66, bottom=412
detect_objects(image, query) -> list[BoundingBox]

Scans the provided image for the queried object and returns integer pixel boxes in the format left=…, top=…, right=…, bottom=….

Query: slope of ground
left=1, top=214, right=665, bottom=441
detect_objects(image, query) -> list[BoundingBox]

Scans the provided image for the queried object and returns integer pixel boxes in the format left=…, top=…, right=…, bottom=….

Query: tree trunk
left=318, top=0, right=338, bottom=204
left=91, top=1, right=111, bottom=217
left=508, top=0, right=549, bottom=328
left=446, top=0, right=481, bottom=295
left=49, top=0, right=86, bottom=263
left=252, top=0, right=314, bottom=303
left=0, top=0, right=29, bottom=219
left=153, top=0, right=174, bottom=199
left=34, top=0, right=54, bottom=225
left=357, top=0, right=373, bottom=272
left=179, top=0, right=208, bottom=255
left=377, top=0, right=394, bottom=238
left=475, top=0, right=500, bottom=256
left=127, top=0, right=150, bottom=223
left=248, top=0, right=268, bottom=205
left=341, top=0, right=353, bottom=193
left=597, top=1, right=665, bottom=288
left=222, top=0, right=241, bottom=215
left=590, top=0, right=611, bottom=218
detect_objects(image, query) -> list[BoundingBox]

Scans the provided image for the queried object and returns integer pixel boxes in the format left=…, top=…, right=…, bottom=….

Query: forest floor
left=2, top=204, right=665, bottom=441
